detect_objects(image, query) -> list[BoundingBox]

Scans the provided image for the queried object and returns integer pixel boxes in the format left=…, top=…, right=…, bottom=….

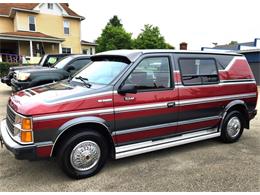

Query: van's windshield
left=72, top=60, right=128, bottom=85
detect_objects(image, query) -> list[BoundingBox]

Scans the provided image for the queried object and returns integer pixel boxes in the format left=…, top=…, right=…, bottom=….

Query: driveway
left=0, top=83, right=259, bottom=191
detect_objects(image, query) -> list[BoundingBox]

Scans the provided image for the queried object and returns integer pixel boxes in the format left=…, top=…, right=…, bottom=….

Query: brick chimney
left=180, top=42, right=188, bottom=50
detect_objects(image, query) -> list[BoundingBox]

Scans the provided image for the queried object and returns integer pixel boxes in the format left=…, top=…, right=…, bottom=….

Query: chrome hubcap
left=70, top=141, right=101, bottom=171
left=227, top=116, right=241, bottom=138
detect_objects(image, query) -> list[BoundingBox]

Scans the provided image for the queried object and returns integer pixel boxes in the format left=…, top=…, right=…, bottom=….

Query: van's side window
left=125, top=57, right=171, bottom=90
left=179, top=58, right=219, bottom=85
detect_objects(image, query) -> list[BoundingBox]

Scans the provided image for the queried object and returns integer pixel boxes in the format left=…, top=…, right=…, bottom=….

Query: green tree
left=228, top=41, right=238, bottom=45
left=96, top=16, right=132, bottom=52
left=133, top=24, right=174, bottom=49
left=108, top=15, right=122, bottom=27
left=165, top=43, right=175, bottom=49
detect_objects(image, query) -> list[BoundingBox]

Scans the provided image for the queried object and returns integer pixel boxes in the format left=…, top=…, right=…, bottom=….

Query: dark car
left=11, top=54, right=91, bottom=91
left=1, top=53, right=69, bottom=86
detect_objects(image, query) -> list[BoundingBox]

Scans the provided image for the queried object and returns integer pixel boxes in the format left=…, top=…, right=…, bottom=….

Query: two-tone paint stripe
left=43, top=91, right=114, bottom=105
left=112, top=116, right=221, bottom=136
left=33, top=107, right=114, bottom=121
left=219, top=56, right=246, bottom=71
left=175, top=79, right=256, bottom=88
left=33, top=92, right=257, bottom=121
left=177, top=92, right=256, bottom=106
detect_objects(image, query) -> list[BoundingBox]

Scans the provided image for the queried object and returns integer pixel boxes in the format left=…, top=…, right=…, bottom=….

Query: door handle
left=167, top=102, right=175, bottom=108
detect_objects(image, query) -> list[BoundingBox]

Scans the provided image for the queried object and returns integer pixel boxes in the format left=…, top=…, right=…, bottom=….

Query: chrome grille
left=6, top=106, right=15, bottom=135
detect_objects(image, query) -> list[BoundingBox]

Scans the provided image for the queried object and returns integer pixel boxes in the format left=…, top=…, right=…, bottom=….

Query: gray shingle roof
left=214, top=41, right=255, bottom=50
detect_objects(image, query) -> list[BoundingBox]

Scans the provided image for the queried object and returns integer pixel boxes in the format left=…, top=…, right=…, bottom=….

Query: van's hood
left=9, top=81, right=113, bottom=116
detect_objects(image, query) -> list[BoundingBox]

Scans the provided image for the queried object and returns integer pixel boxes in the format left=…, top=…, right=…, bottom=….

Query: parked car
left=0, top=50, right=257, bottom=179
left=1, top=53, right=69, bottom=86
left=11, top=55, right=91, bottom=91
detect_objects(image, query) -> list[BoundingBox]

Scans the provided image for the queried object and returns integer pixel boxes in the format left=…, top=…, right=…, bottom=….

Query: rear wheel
left=220, top=110, right=244, bottom=143
left=57, top=130, right=108, bottom=179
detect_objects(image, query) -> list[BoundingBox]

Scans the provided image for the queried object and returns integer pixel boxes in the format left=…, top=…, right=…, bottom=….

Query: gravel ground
left=0, top=83, right=259, bottom=192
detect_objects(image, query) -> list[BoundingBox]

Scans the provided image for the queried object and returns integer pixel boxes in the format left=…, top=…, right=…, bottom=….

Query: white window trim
left=47, top=3, right=54, bottom=10
left=62, top=47, right=72, bottom=54
left=63, top=20, right=70, bottom=35
left=28, top=15, right=36, bottom=32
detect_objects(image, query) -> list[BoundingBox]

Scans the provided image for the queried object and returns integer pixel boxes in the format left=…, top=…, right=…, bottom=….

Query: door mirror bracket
left=118, top=84, right=137, bottom=94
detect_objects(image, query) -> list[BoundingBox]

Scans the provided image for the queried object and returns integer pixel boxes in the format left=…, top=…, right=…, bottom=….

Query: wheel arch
left=51, top=116, right=115, bottom=158
left=221, top=100, right=249, bottom=129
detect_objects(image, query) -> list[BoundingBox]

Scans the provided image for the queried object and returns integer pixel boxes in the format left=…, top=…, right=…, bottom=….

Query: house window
left=62, top=48, right=71, bottom=54
left=82, top=49, right=88, bottom=54
left=64, top=21, right=70, bottom=35
left=90, top=48, right=93, bottom=55
left=47, top=3, right=54, bottom=9
left=29, top=16, right=36, bottom=31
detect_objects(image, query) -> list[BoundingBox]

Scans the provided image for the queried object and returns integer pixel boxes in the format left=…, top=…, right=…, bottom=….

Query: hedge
left=0, top=62, right=19, bottom=77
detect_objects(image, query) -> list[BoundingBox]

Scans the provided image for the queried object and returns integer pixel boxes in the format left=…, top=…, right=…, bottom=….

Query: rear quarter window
left=179, top=58, right=219, bottom=85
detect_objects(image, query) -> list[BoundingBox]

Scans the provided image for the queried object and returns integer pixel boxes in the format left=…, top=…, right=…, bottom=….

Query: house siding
left=33, top=14, right=81, bottom=53
left=15, top=12, right=37, bottom=31
left=0, top=3, right=85, bottom=58
left=19, top=41, right=30, bottom=56
left=0, top=17, right=14, bottom=32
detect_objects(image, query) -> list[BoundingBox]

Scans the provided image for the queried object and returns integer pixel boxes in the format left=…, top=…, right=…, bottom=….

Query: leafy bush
left=0, top=62, right=19, bottom=77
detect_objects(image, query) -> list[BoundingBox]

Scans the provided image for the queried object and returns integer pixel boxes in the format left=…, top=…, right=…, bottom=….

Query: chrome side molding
left=115, top=128, right=220, bottom=159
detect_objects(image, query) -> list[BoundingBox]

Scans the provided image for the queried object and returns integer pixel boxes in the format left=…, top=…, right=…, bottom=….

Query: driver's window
left=125, top=57, right=171, bottom=90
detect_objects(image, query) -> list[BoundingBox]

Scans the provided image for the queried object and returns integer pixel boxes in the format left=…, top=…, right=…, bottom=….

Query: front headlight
left=16, top=72, right=30, bottom=81
left=13, top=115, right=33, bottom=143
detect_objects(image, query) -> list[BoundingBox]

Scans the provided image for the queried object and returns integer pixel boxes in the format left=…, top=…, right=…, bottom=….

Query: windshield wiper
left=75, top=76, right=92, bottom=88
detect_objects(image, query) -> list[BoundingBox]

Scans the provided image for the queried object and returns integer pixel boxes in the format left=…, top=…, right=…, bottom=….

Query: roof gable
left=34, top=3, right=68, bottom=16
left=0, top=3, right=83, bottom=19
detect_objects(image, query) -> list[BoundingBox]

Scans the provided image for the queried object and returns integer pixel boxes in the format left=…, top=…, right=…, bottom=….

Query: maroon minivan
left=0, top=50, right=258, bottom=179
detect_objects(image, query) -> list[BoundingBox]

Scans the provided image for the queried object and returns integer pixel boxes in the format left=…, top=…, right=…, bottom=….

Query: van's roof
left=93, top=49, right=242, bottom=63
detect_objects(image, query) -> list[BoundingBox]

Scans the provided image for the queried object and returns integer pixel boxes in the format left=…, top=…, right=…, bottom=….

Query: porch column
left=17, top=41, right=20, bottom=55
left=59, top=43, right=62, bottom=54
left=29, top=40, right=33, bottom=57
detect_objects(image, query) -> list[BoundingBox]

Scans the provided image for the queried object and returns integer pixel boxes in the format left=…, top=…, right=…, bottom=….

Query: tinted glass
left=72, top=61, right=128, bottom=85
left=179, top=58, right=218, bottom=85
left=125, top=57, right=171, bottom=90
left=66, top=59, right=91, bottom=71
left=54, top=56, right=73, bottom=69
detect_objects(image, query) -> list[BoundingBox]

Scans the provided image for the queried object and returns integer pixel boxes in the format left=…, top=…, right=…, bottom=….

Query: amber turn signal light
left=21, top=131, right=33, bottom=143
left=21, top=118, right=32, bottom=131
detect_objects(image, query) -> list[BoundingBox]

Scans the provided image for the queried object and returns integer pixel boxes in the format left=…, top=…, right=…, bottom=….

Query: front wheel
left=57, top=130, right=108, bottom=179
left=220, top=110, right=244, bottom=143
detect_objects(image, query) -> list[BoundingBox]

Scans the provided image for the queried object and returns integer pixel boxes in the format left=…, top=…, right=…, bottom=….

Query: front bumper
left=11, top=78, right=30, bottom=91
left=1, top=76, right=11, bottom=86
left=0, top=119, right=37, bottom=160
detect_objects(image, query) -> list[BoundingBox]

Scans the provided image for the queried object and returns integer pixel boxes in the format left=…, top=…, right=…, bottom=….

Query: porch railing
left=0, top=53, right=23, bottom=64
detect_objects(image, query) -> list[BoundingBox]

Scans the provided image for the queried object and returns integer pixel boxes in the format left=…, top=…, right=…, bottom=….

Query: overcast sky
left=69, top=0, right=260, bottom=50
left=3, top=0, right=260, bottom=50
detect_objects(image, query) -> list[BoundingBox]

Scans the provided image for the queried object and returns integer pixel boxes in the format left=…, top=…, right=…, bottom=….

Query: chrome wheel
left=227, top=116, right=241, bottom=138
left=70, top=141, right=101, bottom=171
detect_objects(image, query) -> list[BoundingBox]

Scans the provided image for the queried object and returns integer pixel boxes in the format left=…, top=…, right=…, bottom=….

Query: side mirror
left=118, top=84, right=137, bottom=94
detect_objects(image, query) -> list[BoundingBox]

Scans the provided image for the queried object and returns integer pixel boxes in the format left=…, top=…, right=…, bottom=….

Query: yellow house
left=0, top=3, right=96, bottom=63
